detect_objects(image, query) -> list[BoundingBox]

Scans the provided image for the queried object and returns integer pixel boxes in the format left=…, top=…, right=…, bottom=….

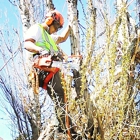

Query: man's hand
left=51, top=53, right=64, bottom=61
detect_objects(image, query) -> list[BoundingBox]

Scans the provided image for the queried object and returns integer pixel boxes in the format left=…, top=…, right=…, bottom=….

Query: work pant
left=38, top=69, right=81, bottom=139
left=39, top=71, right=66, bottom=131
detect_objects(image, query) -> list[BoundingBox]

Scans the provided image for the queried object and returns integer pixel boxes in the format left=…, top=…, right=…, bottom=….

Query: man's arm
left=56, top=25, right=71, bottom=44
left=24, top=39, right=42, bottom=53
left=24, top=24, right=43, bottom=53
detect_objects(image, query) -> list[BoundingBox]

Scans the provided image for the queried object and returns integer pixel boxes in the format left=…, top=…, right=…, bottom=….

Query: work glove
left=51, top=52, right=64, bottom=61
left=39, top=49, right=50, bottom=56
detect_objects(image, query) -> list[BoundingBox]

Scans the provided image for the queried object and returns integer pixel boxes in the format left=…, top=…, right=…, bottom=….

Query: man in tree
left=24, top=9, right=71, bottom=138
left=24, top=10, right=70, bottom=62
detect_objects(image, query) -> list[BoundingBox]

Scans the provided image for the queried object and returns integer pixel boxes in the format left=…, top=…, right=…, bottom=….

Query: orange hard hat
left=46, top=10, right=64, bottom=27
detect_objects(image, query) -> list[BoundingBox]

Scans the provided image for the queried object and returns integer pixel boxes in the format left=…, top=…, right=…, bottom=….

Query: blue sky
left=53, top=0, right=71, bottom=55
left=0, top=1, right=19, bottom=140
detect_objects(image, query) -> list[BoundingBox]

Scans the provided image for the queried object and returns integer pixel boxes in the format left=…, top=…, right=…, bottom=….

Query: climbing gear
left=30, top=56, right=81, bottom=94
left=30, top=58, right=60, bottom=92
left=42, top=67, right=59, bottom=90
left=33, top=52, right=64, bottom=71
left=31, top=54, right=63, bottom=91
left=45, top=10, right=64, bottom=28
left=33, top=55, right=52, bottom=69
left=28, top=67, right=39, bottom=94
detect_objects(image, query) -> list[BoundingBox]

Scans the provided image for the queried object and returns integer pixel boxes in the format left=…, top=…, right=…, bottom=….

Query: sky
left=0, top=1, right=19, bottom=140
left=53, top=0, right=71, bottom=55
left=53, top=0, right=87, bottom=55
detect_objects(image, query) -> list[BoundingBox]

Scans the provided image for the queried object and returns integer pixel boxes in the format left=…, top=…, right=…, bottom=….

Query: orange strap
left=62, top=73, right=71, bottom=139
left=43, top=67, right=59, bottom=90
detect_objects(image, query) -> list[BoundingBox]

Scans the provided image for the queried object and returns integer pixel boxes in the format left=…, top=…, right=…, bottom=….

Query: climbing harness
left=29, top=55, right=81, bottom=95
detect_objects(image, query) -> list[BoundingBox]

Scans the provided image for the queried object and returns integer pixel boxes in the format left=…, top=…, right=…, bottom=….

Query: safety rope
left=28, top=67, right=39, bottom=94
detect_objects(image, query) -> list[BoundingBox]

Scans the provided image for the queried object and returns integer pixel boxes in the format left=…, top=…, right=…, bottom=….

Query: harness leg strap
left=43, top=68, right=60, bottom=90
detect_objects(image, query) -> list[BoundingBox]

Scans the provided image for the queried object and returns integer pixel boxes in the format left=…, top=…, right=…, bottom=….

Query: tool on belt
left=29, top=52, right=63, bottom=94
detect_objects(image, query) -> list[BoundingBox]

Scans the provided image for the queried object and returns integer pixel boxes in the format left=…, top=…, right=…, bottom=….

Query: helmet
left=45, top=10, right=64, bottom=27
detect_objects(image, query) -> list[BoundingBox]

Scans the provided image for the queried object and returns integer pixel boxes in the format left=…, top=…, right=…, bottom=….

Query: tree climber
left=24, top=9, right=70, bottom=89
left=24, top=9, right=72, bottom=138
left=24, top=10, right=70, bottom=64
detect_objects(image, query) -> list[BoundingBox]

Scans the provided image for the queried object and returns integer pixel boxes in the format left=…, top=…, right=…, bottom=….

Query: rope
left=28, top=67, right=39, bottom=94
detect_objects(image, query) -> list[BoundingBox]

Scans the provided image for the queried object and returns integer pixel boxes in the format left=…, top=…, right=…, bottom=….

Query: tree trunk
left=67, top=0, right=80, bottom=55
left=46, top=0, right=55, bottom=12
left=19, top=0, right=41, bottom=139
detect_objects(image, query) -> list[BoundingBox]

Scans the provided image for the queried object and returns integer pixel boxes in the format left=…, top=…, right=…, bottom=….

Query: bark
left=18, top=0, right=31, bottom=33
left=46, top=0, right=55, bottom=12
left=67, top=0, right=80, bottom=55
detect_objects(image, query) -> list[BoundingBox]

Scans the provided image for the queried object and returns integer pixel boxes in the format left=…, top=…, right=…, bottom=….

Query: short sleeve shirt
left=24, top=24, right=59, bottom=43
